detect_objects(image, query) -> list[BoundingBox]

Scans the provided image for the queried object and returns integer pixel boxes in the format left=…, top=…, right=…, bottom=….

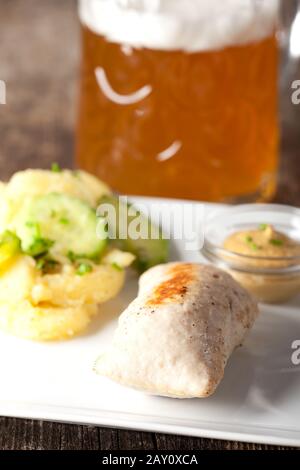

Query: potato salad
left=0, top=167, right=137, bottom=340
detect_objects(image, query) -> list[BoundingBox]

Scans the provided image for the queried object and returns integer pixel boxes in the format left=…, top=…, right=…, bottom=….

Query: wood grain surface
left=0, top=0, right=299, bottom=450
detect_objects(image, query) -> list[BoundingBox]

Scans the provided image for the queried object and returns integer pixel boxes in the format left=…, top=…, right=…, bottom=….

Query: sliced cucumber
left=0, top=231, right=21, bottom=268
left=98, top=195, right=169, bottom=273
left=15, top=193, right=107, bottom=260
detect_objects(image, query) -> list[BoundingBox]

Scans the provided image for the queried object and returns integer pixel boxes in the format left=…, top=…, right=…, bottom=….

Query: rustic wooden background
left=0, top=0, right=299, bottom=450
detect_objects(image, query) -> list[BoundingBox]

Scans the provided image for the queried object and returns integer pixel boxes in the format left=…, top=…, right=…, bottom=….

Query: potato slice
left=5, top=169, right=111, bottom=211
left=0, top=255, right=36, bottom=303
left=0, top=300, right=98, bottom=341
left=0, top=254, right=126, bottom=340
left=31, top=263, right=125, bottom=307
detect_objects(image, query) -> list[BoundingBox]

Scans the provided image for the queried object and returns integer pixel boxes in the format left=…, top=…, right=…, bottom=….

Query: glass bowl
left=201, top=204, right=300, bottom=303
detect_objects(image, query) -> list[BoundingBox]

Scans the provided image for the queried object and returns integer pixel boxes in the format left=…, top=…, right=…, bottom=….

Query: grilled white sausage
left=95, top=263, right=259, bottom=398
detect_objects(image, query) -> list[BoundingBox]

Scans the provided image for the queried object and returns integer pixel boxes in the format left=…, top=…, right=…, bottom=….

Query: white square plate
left=0, top=197, right=300, bottom=447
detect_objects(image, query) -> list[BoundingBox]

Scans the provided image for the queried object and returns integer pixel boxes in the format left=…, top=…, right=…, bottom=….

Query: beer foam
left=79, top=0, right=279, bottom=52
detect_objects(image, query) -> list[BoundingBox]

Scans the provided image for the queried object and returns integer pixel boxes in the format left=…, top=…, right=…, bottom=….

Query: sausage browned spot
left=146, top=263, right=196, bottom=306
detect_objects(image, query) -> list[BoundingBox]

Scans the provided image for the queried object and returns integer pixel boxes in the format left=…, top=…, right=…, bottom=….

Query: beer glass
left=76, top=0, right=280, bottom=202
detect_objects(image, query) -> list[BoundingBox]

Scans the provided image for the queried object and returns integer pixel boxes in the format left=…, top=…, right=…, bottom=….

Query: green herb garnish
left=245, top=235, right=259, bottom=251
left=259, top=223, right=268, bottom=231
left=270, top=238, right=283, bottom=247
left=59, top=217, right=69, bottom=225
left=25, top=221, right=35, bottom=228
left=25, top=221, right=40, bottom=237
left=36, top=258, right=46, bottom=271
left=0, top=231, right=21, bottom=264
left=36, top=257, right=58, bottom=273
left=26, top=237, right=54, bottom=257
left=111, top=262, right=123, bottom=272
left=67, top=251, right=79, bottom=263
left=76, top=262, right=93, bottom=276
left=51, top=162, right=61, bottom=173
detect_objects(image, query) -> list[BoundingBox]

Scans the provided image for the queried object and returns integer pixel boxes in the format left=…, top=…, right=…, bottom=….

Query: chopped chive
left=36, top=257, right=58, bottom=273
left=51, top=162, right=61, bottom=173
left=270, top=238, right=283, bottom=246
left=259, top=223, right=268, bottom=231
left=76, top=262, right=93, bottom=276
left=250, top=243, right=259, bottom=251
left=25, top=221, right=41, bottom=238
left=26, top=237, right=54, bottom=257
left=67, top=251, right=78, bottom=262
left=59, top=217, right=69, bottom=225
left=25, top=221, right=37, bottom=229
left=67, top=251, right=75, bottom=262
left=245, top=235, right=260, bottom=251
left=111, top=262, right=123, bottom=272
left=36, top=258, right=45, bottom=271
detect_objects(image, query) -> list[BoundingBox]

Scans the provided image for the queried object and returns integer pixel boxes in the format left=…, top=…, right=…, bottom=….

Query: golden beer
left=76, top=0, right=279, bottom=202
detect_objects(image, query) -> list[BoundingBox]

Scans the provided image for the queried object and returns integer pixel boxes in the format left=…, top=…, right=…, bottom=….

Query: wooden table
left=0, top=0, right=299, bottom=451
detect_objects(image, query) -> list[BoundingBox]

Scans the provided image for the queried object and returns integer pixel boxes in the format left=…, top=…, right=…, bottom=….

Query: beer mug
left=76, top=0, right=280, bottom=202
